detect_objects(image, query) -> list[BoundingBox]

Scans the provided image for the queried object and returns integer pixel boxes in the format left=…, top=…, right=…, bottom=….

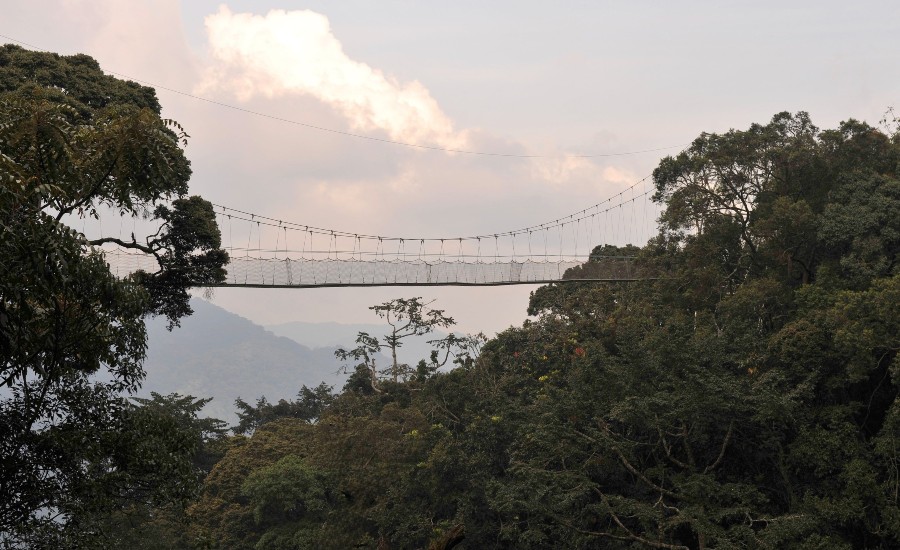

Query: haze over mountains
left=140, top=299, right=344, bottom=421
left=140, top=299, right=448, bottom=422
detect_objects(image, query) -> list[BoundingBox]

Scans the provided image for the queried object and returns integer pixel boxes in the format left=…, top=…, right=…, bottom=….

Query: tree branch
left=88, top=236, right=155, bottom=256
left=680, top=423, right=697, bottom=469
left=592, top=488, right=690, bottom=550
left=574, top=427, right=680, bottom=500
left=703, top=420, right=734, bottom=474
left=55, top=149, right=124, bottom=221
left=657, top=426, right=692, bottom=470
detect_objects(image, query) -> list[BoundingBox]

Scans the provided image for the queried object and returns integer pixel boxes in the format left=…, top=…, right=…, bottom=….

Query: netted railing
left=102, top=248, right=640, bottom=287
left=94, top=175, right=656, bottom=287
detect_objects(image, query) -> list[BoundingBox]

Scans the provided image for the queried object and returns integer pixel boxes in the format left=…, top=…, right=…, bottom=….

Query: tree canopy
left=0, top=45, right=227, bottom=545
left=174, top=111, right=898, bottom=549
left=3, top=45, right=897, bottom=548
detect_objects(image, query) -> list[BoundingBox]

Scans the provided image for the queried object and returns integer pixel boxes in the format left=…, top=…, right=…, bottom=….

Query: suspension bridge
left=97, top=177, right=659, bottom=288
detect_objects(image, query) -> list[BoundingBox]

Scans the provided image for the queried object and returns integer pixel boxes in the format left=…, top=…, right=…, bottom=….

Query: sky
left=4, top=1, right=900, bottom=335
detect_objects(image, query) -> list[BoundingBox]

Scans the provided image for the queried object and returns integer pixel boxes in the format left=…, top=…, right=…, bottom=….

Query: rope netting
left=101, top=251, right=638, bottom=287
left=93, top=176, right=658, bottom=287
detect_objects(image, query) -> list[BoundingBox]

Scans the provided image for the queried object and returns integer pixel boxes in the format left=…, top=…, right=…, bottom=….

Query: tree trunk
left=428, top=524, right=465, bottom=550
left=391, top=327, right=399, bottom=383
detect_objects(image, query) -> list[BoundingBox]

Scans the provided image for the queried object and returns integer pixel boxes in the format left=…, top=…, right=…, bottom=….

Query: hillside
left=141, top=299, right=349, bottom=422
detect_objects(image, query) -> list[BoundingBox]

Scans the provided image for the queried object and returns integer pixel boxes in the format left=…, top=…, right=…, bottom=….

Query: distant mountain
left=264, top=321, right=388, bottom=349
left=265, top=321, right=449, bottom=369
left=140, top=299, right=349, bottom=423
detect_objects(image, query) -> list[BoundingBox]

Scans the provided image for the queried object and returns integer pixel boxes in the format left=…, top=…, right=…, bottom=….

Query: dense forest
left=1, top=46, right=899, bottom=548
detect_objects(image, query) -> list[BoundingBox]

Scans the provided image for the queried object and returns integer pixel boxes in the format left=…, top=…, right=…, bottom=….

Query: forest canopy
left=152, top=111, right=900, bottom=549
left=2, top=42, right=898, bottom=549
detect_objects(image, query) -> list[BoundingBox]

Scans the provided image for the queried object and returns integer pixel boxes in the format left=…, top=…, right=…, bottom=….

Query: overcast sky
left=5, top=1, right=899, bottom=334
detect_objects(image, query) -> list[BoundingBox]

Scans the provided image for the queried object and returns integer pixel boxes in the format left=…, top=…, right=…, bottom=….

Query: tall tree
left=335, top=297, right=456, bottom=390
left=0, top=45, right=228, bottom=544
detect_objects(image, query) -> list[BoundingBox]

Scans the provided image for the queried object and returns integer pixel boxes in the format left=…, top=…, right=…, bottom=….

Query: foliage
left=233, top=382, right=335, bottom=435
left=68, top=109, right=897, bottom=548
left=0, top=45, right=227, bottom=544
left=241, top=455, right=331, bottom=549
left=130, top=392, right=230, bottom=473
left=475, top=112, right=900, bottom=548
left=335, top=297, right=476, bottom=392
left=88, top=394, right=229, bottom=549
left=187, top=419, right=315, bottom=549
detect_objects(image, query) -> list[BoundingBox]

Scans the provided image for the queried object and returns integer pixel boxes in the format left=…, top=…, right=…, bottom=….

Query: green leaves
left=179, top=110, right=899, bottom=548
left=0, top=46, right=227, bottom=545
left=242, top=455, right=329, bottom=526
left=135, top=196, right=229, bottom=327
left=233, top=383, right=335, bottom=435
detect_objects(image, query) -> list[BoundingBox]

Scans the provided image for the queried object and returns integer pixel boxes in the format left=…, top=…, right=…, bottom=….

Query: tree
left=476, top=112, right=900, bottom=548
left=335, top=298, right=456, bottom=391
left=652, top=111, right=898, bottom=290
left=188, top=419, right=315, bottom=549
left=240, top=455, right=332, bottom=549
left=0, top=44, right=228, bottom=327
left=130, top=392, right=230, bottom=473
left=0, top=45, right=228, bottom=544
left=233, top=382, right=335, bottom=435
left=92, top=393, right=230, bottom=549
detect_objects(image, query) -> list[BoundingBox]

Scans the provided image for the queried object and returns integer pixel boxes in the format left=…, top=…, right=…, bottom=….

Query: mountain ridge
left=141, top=299, right=350, bottom=422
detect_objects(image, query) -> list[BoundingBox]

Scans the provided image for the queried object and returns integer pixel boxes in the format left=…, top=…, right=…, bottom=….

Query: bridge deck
left=200, top=279, right=647, bottom=288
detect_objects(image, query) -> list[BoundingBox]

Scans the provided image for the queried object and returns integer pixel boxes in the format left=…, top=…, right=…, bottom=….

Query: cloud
left=55, top=0, right=193, bottom=84
left=198, top=5, right=467, bottom=150
left=185, top=5, right=647, bottom=241
left=530, top=155, right=598, bottom=186
left=601, top=166, right=637, bottom=185
left=529, top=155, right=639, bottom=195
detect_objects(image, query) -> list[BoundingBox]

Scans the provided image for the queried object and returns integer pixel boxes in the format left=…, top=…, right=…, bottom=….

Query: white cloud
left=198, top=5, right=468, bottom=150
left=530, top=155, right=597, bottom=186
left=529, top=155, right=639, bottom=195
left=601, top=166, right=637, bottom=186
left=190, top=5, right=639, bottom=218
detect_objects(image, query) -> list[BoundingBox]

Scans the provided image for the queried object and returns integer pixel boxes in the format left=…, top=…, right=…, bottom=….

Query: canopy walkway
left=98, top=178, right=658, bottom=288
left=105, top=249, right=641, bottom=287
